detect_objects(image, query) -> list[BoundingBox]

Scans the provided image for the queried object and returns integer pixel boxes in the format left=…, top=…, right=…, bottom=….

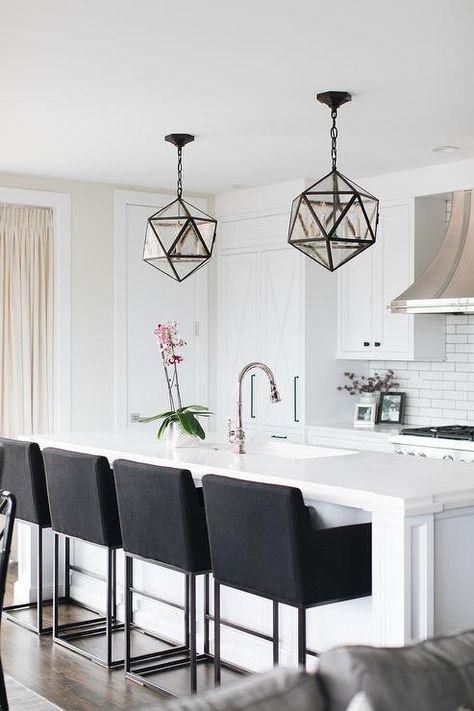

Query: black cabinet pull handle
left=271, top=435, right=288, bottom=440
left=374, top=341, right=381, bottom=347
left=293, top=376, right=300, bottom=423
left=250, top=373, right=256, bottom=419
left=363, top=341, right=370, bottom=347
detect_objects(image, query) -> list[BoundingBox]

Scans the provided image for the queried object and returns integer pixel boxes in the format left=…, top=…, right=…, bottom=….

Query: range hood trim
left=390, top=190, right=474, bottom=315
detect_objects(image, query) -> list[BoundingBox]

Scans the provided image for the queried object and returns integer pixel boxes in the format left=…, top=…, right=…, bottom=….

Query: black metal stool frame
left=52, top=532, right=124, bottom=669
left=124, top=550, right=214, bottom=696
left=211, top=581, right=321, bottom=684
left=3, top=525, right=72, bottom=635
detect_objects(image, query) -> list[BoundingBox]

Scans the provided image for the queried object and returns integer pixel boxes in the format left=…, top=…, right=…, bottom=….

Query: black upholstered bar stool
left=202, top=474, right=372, bottom=680
left=113, top=459, right=213, bottom=696
left=42, top=447, right=123, bottom=668
left=0, top=438, right=56, bottom=634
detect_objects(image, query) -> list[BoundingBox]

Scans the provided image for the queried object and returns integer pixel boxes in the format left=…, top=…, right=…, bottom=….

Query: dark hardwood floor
left=1, top=564, right=236, bottom=710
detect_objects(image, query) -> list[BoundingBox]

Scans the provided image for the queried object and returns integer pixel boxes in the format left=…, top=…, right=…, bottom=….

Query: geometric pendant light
left=288, top=92, right=379, bottom=272
left=143, top=134, right=217, bottom=282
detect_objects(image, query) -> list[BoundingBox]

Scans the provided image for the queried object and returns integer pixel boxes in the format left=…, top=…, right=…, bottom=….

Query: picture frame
left=354, top=402, right=377, bottom=428
left=377, top=392, right=406, bottom=425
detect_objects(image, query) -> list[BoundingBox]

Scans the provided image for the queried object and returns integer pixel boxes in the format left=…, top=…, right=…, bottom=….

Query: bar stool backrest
left=202, top=475, right=311, bottom=605
left=43, top=448, right=122, bottom=549
left=113, top=459, right=211, bottom=573
left=0, top=438, right=51, bottom=527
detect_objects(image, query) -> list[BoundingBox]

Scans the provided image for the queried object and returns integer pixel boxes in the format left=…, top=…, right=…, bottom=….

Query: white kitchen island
left=17, top=430, right=474, bottom=670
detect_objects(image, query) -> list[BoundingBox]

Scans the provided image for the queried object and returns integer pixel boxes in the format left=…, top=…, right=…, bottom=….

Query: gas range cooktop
left=400, top=425, right=474, bottom=441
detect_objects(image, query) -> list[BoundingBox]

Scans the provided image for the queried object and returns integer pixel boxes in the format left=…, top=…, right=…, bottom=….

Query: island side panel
left=434, top=505, right=474, bottom=635
left=372, top=510, right=434, bottom=646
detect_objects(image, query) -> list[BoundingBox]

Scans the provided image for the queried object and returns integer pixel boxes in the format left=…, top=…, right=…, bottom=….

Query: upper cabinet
left=337, top=198, right=446, bottom=360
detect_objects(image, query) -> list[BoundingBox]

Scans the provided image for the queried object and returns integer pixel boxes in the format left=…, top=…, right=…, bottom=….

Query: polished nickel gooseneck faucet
left=228, top=362, right=281, bottom=454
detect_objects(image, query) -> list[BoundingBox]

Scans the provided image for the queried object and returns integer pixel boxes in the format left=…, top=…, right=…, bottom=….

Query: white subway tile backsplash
left=430, top=380, right=453, bottom=390
left=367, top=315, right=474, bottom=426
left=432, top=362, right=456, bottom=371
left=456, top=344, right=474, bottom=353
left=447, top=315, right=467, bottom=324
left=432, top=399, right=455, bottom=409
left=455, top=381, right=474, bottom=391
left=420, top=371, right=444, bottom=380
left=443, top=409, right=466, bottom=419
left=444, top=390, right=467, bottom=400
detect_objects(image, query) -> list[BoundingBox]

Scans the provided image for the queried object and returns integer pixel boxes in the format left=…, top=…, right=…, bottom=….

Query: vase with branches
left=138, top=321, right=212, bottom=444
left=337, top=369, right=399, bottom=396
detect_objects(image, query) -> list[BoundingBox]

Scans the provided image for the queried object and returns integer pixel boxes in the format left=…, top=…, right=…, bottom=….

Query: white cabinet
left=217, top=251, right=259, bottom=432
left=260, top=248, right=303, bottom=429
left=217, top=241, right=304, bottom=435
left=337, top=199, right=445, bottom=361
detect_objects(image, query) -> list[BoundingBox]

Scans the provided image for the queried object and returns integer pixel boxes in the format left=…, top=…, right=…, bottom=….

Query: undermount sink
left=208, top=441, right=356, bottom=460
left=245, top=441, right=356, bottom=459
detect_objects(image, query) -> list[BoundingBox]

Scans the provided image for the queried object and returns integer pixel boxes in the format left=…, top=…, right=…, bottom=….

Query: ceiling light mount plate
left=165, top=133, right=195, bottom=149
left=316, top=91, right=352, bottom=111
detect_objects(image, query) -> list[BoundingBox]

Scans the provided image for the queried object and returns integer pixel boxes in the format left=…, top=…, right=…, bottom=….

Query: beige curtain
left=0, top=205, right=54, bottom=437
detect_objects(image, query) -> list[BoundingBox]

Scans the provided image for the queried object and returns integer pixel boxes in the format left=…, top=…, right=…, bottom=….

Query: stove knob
left=418, top=452, right=427, bottom=457
left=443, top=454, right=454, bottom=460
left=407, top=451, right=415, bottom=456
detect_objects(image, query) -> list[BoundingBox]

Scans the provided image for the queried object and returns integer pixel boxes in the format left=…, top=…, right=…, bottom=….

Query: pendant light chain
left=330, top=109, right=338, bottom=171
left=177, top=146, right=183, bottom=198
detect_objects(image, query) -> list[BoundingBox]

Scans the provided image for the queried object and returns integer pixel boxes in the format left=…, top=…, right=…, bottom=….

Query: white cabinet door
left=337, top=245, right=373, bottom=358
left=374, top=201, right=414, bottom=359
left=217, top=251, right=259, bottom=433
left=259, top=247, right=303, bottom=429
left=337, top=199, right=418, bottom=361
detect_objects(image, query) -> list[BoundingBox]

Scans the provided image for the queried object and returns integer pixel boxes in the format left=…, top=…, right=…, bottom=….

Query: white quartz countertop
left=24, top=430, right=474, bottom=516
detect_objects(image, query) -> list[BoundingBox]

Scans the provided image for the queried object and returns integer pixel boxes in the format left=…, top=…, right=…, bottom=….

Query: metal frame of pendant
left=143, top=134, right=217, bottom=282
left=288, top=91, right=380, bottom=272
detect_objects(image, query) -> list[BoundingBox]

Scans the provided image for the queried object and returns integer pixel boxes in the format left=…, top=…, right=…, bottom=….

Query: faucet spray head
left=270, top=382, right=281, bottom=403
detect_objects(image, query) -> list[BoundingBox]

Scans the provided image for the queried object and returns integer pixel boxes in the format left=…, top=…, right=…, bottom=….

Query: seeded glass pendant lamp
left=288, top=92, right=379, bottom=271
left=143, top=134, right=217, bottom=282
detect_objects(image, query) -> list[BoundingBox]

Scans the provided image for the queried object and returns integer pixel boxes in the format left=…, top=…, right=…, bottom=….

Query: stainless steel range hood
left=391, top=190, right=474, bottom=314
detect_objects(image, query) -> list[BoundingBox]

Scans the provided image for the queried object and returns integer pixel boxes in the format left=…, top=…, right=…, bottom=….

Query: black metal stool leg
left=125, top=554, right=133, bottom=673
left=184, top=571, right=190, bottom=649
left=36, top=525, right=43, bottom=634
left=297, top=606, right=306, bottom=670
left=106, top=548, right=113, bottom=667
left=273, top=601, right=279, bottom=666
left=111, top=547, right=117, bottom=620
left=204, top=573, right=210, bottom=656
left=64, top=536, right=70, bottom=600
left=53, top=533, right=59, bottom=639
left=214, top=580, right=221, bottom=686
left=189, top=574, right=197, bottom=693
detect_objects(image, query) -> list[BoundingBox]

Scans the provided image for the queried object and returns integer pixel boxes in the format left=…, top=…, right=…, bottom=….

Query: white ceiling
left=1, top=0, right=473, bottom=194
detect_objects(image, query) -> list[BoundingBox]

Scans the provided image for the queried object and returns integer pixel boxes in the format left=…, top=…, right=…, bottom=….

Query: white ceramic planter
left=165, top=422, right=199, bottom=448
